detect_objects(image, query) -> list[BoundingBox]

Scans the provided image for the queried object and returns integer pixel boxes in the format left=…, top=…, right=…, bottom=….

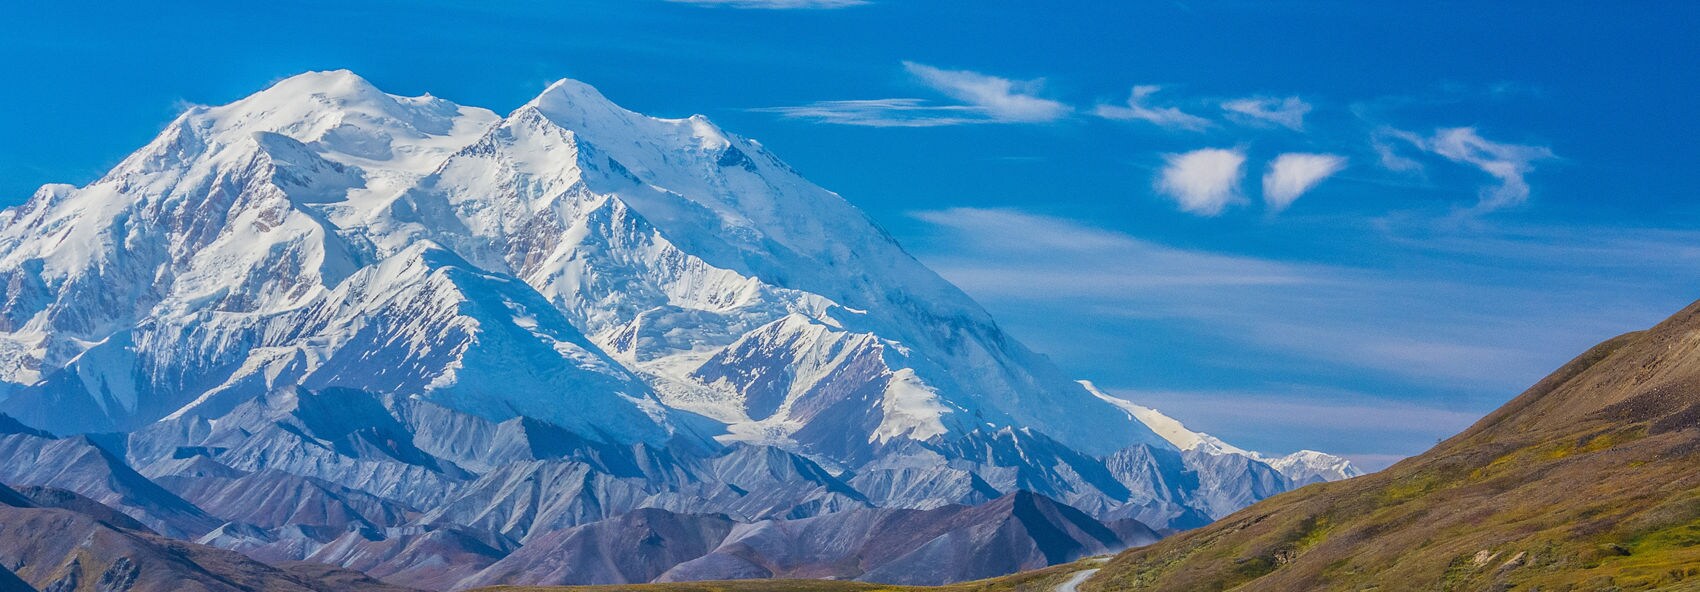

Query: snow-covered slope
left=1082, top=381, right=1362, bottom=485
left=0, top=70, right=1186, bottom=461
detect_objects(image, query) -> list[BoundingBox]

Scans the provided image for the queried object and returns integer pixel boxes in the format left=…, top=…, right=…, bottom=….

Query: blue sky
left=3, top=1, right=1697, bottom=469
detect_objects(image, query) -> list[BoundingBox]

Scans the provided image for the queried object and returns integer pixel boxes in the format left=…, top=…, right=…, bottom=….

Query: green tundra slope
left=1082, top=299, right=1700, bottom=592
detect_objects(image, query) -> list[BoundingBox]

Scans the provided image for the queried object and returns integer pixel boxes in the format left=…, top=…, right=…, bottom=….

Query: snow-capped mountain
left=1083, top=381, right=1364, bottom=484
left=0, top=71, right=1360, bottom=588
left=0, top=70, right=1170, bottom=457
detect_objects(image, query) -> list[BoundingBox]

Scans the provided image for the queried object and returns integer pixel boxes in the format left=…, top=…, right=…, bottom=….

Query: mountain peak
left=186, top=70, right=496, bottom=174
left=523, top=77, right=634, bottom=126
left=532, top=77, right=613, bottom=105
left=521, top=76, right=730, bottom=152
left=259, top=69, right=387, bottom=103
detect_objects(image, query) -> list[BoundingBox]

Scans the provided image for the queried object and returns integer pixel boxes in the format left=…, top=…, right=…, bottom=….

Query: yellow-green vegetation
left=467, top=560, right=1090, bottom=592
left=1081, top=301, right=1700, bottom=592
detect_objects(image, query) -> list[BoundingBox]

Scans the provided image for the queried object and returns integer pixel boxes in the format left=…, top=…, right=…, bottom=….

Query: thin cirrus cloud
left=1370, top=129, right=1426, bottom=173
left=1424, top=127, right=1555, bottom=212
left=1221, top=96, right=1311, bottom=130
left=667, top=0, right=867, bottom=8
left=1381, top=127, right=1555, bottom=212
left=901, top=207, right=1582, bottom=391
left=755, top=62, right=1069, bottom=126
left=1092, top=85, right=1212, bottom=131
left=902, top=207, right=1700, bottom=463
left=1155, top=148, right=1247, bottom=216
left=759, top=67, right=1551, bottom=219
left=1263, top=153, right=1347, bottom=212
left=906, top=207, right=1315, bottom=291
left=751, top=99, right=981, bottom=128
left=900, top=62, right=1072, bottom=123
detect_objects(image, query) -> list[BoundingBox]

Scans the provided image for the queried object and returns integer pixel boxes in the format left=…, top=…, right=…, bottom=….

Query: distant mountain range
left=0, top=71, right=1357, bottom=590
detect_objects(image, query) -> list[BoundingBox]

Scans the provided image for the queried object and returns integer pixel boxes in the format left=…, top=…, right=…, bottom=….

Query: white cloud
left=1155, top=148, right=1246, bottom=216
left=901, top=62, right=1071, bottom=123
left=751, top=99, right=981, bottom=127
left=907, top=208, right=1700, bottom=391
left=1377, top=127, right=1554, bottom=212
left=1222, top=96, right=1311, bottom=130
left=907, top=208, right=1313, bottom=294
left=1263, top=153, right=1347, bottom=212
left=904, top=208, right=1700, bottom=460
left=757, top=62, right=1069, bottom=127
left=1370, top=128, right=1425, bottom=173
left=1092, top=85, right=1211, bottom=131
left=1418, top=127, right=1555, bottom=212
left=668, top=0, right=866, bottom=8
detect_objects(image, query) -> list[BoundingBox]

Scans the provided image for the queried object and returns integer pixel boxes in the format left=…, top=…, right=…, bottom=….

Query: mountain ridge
left=0, top=70, right=1360, bottom=589
left=0, top=69, right=1349, bottom=472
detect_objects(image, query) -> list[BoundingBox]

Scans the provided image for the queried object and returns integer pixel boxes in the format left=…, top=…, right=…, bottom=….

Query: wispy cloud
left=761, top=69, right=1555, bottom=222
left=759, top=62, right=1069, bottom=127
left=908, top=207, right=1309, bottom=288
left=1370, top=128, right=1425, bottom=173
left=905, top=208, right=1700, bottom=460
left=906, top=207, right=1698, bottom=393
left=1221, top=96, right=1311, bottom=130
left=901, top=62, right=1071, bottom=123
left=751, top=99, right=981, bottom=127
left=1375, top=127, right=1555, bottom=212
left=667, top=0, right=867, bottom=8
left=1156, top=148, right=1246, bottom=216
left=1263, top=153, right=1347, bottom=212
left=1092, top=85, right=1211, bottom=131
left=1417, top=127, right=1555, bottom=212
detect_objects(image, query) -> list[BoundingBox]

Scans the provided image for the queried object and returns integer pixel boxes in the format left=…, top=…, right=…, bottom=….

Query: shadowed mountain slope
left=0, top=482, right=415, bottom=592
left=450, top=490, right=1151, bottom=588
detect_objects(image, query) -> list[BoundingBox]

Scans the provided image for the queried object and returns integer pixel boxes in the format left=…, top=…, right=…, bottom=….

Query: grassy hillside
left=1081, top=300, right=1700, bottom=591
left=467, top=561, right=1091, bottom=592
